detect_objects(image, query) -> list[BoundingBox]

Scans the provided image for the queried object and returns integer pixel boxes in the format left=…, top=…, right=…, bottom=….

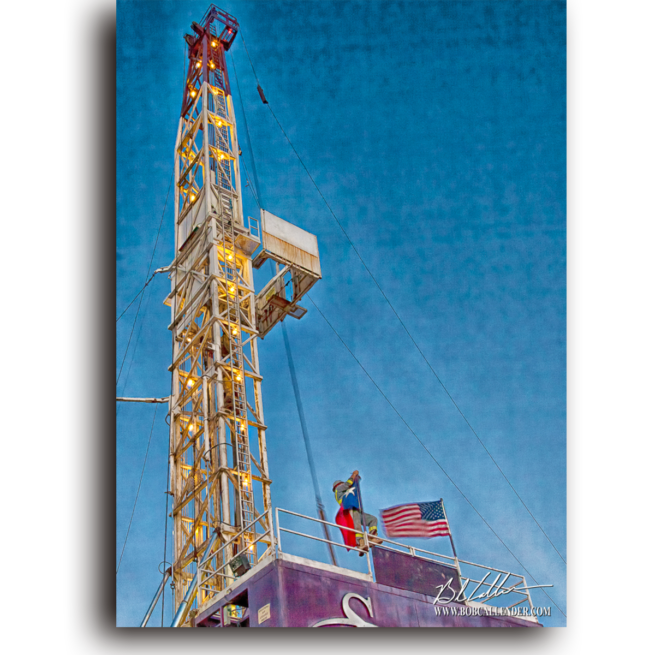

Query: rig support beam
left=166, top=6, right=272, bottom=623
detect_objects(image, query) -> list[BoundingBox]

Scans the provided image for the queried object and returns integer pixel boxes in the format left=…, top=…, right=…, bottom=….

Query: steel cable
left=117, top=404, right=158, bottom=575
left=237, top=30, right=566, bottom=567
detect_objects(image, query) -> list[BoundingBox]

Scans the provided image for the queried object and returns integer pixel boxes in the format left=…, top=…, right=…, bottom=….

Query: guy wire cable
left=117, top=168, right=173, bottom=386
left=237, top=29, right=566, bottom=566
left=307, top=295, right=565, bottom=618
left=117, top=404, right=159, bottom=575
left=233, top=48, right=338, bottom=566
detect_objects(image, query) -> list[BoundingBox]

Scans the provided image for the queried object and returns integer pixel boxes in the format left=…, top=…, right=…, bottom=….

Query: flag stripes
left=381, top=501, right=450, bottom=538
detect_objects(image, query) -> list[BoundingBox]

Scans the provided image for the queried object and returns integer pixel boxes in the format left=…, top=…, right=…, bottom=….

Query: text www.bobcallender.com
left=434, top=605, right=551, bottom=618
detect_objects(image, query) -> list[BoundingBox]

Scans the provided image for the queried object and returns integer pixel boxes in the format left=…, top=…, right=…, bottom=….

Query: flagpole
left=440, top=499, right=461, bottom=578
left=354, top=473, right=369, bottom=543
left=439, top=498, right=457, bottom=559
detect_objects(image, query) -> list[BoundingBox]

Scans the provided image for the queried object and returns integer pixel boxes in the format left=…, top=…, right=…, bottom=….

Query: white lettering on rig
left=312, top=592, right=377, bottom=628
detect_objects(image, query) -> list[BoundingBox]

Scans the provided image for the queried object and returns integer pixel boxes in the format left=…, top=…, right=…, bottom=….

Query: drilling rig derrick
left=164, top=5, right=321, bottom=626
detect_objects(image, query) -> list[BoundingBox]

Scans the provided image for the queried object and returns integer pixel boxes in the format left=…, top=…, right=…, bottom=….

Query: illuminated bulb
left=229, top=286, right=235, bottom=293
left=211, top=41, right=217, bottom=47
left=210, top=62, right=215, bottom=69
left=190, top=90, right=197, bottom=98
left=190, top=194, right=196, bottom=202
left=217, top=121, right=222, bottom=126
left=187, top=379, right=194, bottom=387
left=232, top=328, right=237, bottom=335
left=220, top=154, right=225, bottom=160
left=196, top=61, right=201, bottom=69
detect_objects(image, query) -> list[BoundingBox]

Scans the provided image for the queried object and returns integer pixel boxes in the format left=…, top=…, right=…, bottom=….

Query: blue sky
left=117, top=0, right=566, bottom=627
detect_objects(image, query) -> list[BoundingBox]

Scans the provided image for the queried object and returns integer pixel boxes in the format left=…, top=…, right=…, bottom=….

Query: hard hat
left=332, top=480, right=343, bottom=490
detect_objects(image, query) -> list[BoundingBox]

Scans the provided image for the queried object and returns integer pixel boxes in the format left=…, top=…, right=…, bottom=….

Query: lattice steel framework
left=165, top=5, right=273, bottom=621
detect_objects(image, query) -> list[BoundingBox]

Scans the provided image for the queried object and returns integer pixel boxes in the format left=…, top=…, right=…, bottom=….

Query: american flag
left=381, top=500, right=451, bottom=538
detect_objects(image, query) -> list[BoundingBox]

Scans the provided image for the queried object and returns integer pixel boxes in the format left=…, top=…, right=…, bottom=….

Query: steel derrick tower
left=164, top=6, right=321, bottom=625
left=133, top=5, right=547, bottom=629
left=168, top=5, right=263, bottom=618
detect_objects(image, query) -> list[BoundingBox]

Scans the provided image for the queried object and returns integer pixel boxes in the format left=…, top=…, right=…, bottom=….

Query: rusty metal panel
left=262, top=233, right=320, bottom=276
left=260, top=210, right=321, bottom=277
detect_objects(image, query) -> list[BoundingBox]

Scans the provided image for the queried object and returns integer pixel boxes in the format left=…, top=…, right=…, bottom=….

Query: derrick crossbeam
left=166, top=8, right=273, bottom=624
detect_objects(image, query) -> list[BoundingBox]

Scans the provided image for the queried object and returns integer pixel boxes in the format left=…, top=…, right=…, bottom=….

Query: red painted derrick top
left=181, top=4, right=239, bottom=118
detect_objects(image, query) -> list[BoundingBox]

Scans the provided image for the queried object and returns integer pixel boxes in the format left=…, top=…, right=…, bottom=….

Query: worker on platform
left=333, top=470, right=382, bottom=552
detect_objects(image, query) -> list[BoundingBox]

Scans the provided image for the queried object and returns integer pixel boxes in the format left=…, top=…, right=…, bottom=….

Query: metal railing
left=453, top=557, right=534, bottom=613
left=150, top=505, right=537, bottom=627
left=191, top=507, right=534, bottom=615
left=248, top=215, right=260, bottom=240
left=274, top=507, right=534, bottom=612
left=198, top=510, right=273, bottom=602
left=276, top=507, right=373, bottom=577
